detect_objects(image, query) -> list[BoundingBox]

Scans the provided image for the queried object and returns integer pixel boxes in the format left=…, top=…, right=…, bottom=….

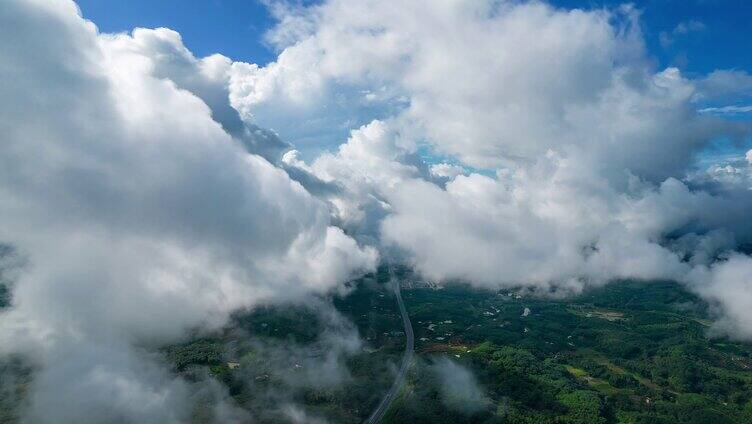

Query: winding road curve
left=364, top=268, right=414, bottom=424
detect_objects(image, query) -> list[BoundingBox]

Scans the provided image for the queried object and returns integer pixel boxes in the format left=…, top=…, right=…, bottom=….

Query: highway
left=364, top=269, right=414, bottom=424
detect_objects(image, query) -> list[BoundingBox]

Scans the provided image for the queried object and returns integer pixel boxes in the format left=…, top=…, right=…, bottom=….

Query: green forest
left=2, top=267, right=752, bottom=423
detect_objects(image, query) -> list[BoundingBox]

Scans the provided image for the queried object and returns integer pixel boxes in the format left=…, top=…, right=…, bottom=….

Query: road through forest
left=364, top=269, right=414, bottom=424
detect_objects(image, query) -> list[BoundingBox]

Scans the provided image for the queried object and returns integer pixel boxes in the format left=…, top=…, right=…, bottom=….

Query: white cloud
left=431, top=357, right=489, bottom=413
left=381, top=160, right=702, bottom=292
left=674, top=20, right=706, bottom=35
left=659, top=19, right=706, bottom=48
left=688, top=150, right=752, bottom=192
left=429, top=163, right=466, bottom=180
left=688, top=254, right=752, bottom=340
left=695, top=69, right=752, bottom=102
left=0, top=0, right=376, bottom=421
left=101, top=27, right=292, bottom=162
left=231, top=1, right=746, bottom=183
left=699, top=105, right=752, bottom=115
left=283, top=119, right=427, bottom=241
left=254, top=0, right=752, bottom=336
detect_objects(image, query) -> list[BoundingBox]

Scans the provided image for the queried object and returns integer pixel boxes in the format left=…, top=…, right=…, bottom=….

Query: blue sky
left=76, top=0, right=277, bottom=64
left=555, top=0, right=752, bottom=75
left=77, top=0, right=751, bottom=74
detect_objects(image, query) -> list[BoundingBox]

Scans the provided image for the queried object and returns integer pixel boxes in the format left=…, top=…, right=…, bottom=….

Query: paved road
left=364, top=269, right=414, bottom=424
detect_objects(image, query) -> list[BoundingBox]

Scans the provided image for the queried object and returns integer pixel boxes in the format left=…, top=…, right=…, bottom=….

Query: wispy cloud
left=699, top=105, right=752, bottom=115
left=660, top=19, right=706, bottom=48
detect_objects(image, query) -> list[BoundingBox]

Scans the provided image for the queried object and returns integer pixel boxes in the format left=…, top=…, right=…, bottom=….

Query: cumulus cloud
left=248, top=0, right=752, bottom=337
left=231, top=1, right=748, bottom=182
left=283, top=119, right=428, bottom=242
left=0, top=0, right=376, bottom=421
left=429, top=163, right=466, bottom=180
left=382, top=161, right=707, bottom=291
left=102, top=27, right=292, bottom=162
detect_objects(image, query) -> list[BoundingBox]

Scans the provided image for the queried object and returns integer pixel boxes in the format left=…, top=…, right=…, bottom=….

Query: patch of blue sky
left=695, top=135, right=752, bottom=171
left=416, top=145, right=497, bottom=178
left=551, top=0, right=752, bottom=75
left=75, top=0, right=276, bottom=65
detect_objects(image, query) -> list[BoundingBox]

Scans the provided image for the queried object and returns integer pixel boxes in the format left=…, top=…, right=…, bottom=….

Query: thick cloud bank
left=0, top=0, right=375, bottom=422
left=254, top=0, right=752, bottom=340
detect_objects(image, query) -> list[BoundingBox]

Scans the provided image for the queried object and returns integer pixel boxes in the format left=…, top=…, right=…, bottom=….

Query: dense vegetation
left=0, top=245, right=30, bottom=424
left=1, top=264, right=752, bottom=422
left=163, top=268, right=406, bottom=423
left=392, top=278, right=752, bottom=423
